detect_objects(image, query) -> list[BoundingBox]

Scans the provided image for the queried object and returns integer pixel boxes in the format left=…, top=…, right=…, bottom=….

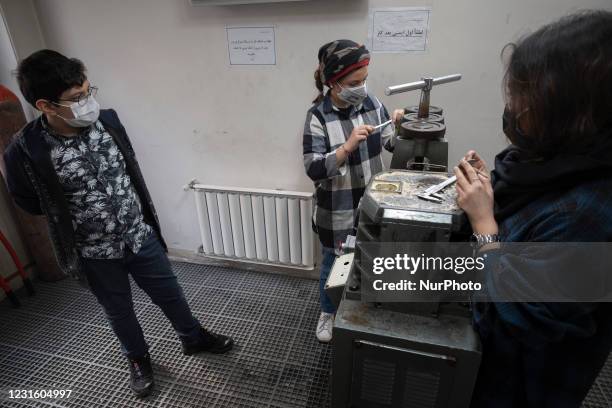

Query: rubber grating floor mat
left=1, top=261, right=611, bottom=407
left=0, top=262, right=330, bottom=407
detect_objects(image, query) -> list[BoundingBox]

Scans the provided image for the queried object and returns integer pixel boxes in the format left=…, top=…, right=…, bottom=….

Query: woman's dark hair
left=503, top=10, right=612, bottom=156
left=313, top=67, right=325, bottom=104
left=17, top=49, right=87, bottom=107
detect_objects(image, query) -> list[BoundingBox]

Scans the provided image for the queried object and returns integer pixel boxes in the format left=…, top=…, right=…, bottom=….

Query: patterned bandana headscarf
left=318, top=40, right=370, bottom=86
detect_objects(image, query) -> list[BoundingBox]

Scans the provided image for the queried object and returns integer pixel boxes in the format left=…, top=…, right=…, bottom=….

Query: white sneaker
left=316, top=312, right=334, bottom=343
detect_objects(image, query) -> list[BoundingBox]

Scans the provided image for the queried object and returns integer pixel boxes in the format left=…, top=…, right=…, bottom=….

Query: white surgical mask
left=337, top=82, right=367, bottom=106
left=55, top=95, right=100, bottom=128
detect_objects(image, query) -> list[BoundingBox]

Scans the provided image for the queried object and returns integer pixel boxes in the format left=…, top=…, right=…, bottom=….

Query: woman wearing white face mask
left=303, top=39, right=404, bottom=342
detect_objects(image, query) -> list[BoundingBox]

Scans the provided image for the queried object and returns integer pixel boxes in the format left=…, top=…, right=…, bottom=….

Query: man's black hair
left=17, top=49, right=87, bottom=107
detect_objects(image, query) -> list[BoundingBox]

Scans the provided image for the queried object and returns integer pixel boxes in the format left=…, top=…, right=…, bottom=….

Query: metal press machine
left=325, top=75, right=482, bottom=408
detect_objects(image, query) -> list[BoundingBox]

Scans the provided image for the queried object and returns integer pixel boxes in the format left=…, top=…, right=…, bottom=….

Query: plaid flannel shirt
left=303, top=93, right=395, bottom=250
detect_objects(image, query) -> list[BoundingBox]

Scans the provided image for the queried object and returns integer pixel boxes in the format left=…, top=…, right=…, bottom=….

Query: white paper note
left=368, top=7, right=431, bottom=53
left=226, top=26, right=276, bottom=65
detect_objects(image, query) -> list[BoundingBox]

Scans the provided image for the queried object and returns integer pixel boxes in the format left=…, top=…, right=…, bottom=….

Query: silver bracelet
left=470, top=233, right=500, bottom=250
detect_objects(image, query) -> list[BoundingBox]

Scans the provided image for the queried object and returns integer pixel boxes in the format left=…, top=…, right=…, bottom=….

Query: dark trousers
left=81, top=232, right=204, bottom=358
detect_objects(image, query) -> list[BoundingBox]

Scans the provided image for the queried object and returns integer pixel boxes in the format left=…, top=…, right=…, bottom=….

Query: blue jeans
left=319, top=247, right=337, bottom=314
left=81, top=232, right=204, bottom=358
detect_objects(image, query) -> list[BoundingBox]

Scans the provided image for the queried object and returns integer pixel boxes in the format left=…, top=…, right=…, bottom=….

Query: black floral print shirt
left=42, top=118, right=152, bottom=259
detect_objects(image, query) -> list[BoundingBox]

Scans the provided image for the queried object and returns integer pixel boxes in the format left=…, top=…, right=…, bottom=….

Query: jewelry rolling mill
left=326, top=74, right=482, bottom=408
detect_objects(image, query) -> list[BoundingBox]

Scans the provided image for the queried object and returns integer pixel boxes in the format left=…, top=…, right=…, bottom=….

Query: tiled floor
left=0, top=262, right=331, bottom=408
left=1, top=261, right=611, bottom=407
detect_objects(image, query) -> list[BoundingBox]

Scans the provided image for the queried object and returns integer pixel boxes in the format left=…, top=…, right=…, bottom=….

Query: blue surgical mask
left=337, top=82, right=367, bottom=106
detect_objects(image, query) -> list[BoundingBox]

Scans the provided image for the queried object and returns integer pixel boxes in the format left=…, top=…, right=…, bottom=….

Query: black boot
left=182, top=327, right=234, bottom=356
left=127, top=352, right=155, bottom=398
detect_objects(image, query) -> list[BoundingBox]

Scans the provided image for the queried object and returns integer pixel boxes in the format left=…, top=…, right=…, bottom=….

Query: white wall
left=0, top=2, right=33, bottom=120
left=0, top=6, right=18, bottom=92
left=24, top=0, right=612, bottom=253
left=0, top=2, right=35, bottom=300
left=0, top=0, right=45, bottom=60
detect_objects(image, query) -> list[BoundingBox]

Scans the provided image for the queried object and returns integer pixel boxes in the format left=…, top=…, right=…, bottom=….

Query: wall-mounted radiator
left=186, top=181, right=314, bottom=269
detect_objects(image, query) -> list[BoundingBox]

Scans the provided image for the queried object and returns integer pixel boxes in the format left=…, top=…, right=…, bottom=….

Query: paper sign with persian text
left=226, top=26, right=276, bottom=65
left=368, top=7, right=431, bottom=53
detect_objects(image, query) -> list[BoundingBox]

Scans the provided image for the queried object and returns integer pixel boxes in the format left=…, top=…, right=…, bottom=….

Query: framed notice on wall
left=226, top=26, right=276, bottom=65
left=368, top=7, right=432, bottom=53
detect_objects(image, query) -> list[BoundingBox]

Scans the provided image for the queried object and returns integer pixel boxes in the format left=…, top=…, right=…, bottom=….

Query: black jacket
left=3, top=109, right=167, bottom=287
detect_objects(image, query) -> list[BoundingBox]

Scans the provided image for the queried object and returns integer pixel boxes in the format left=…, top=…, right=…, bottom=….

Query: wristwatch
left=470, top=233, right=500, bottom=251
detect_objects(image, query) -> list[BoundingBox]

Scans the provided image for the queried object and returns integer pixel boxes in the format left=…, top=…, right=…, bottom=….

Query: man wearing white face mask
left=303, top=40, right=405, bottom=342
left=3, top=50, right=233, bottom=398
